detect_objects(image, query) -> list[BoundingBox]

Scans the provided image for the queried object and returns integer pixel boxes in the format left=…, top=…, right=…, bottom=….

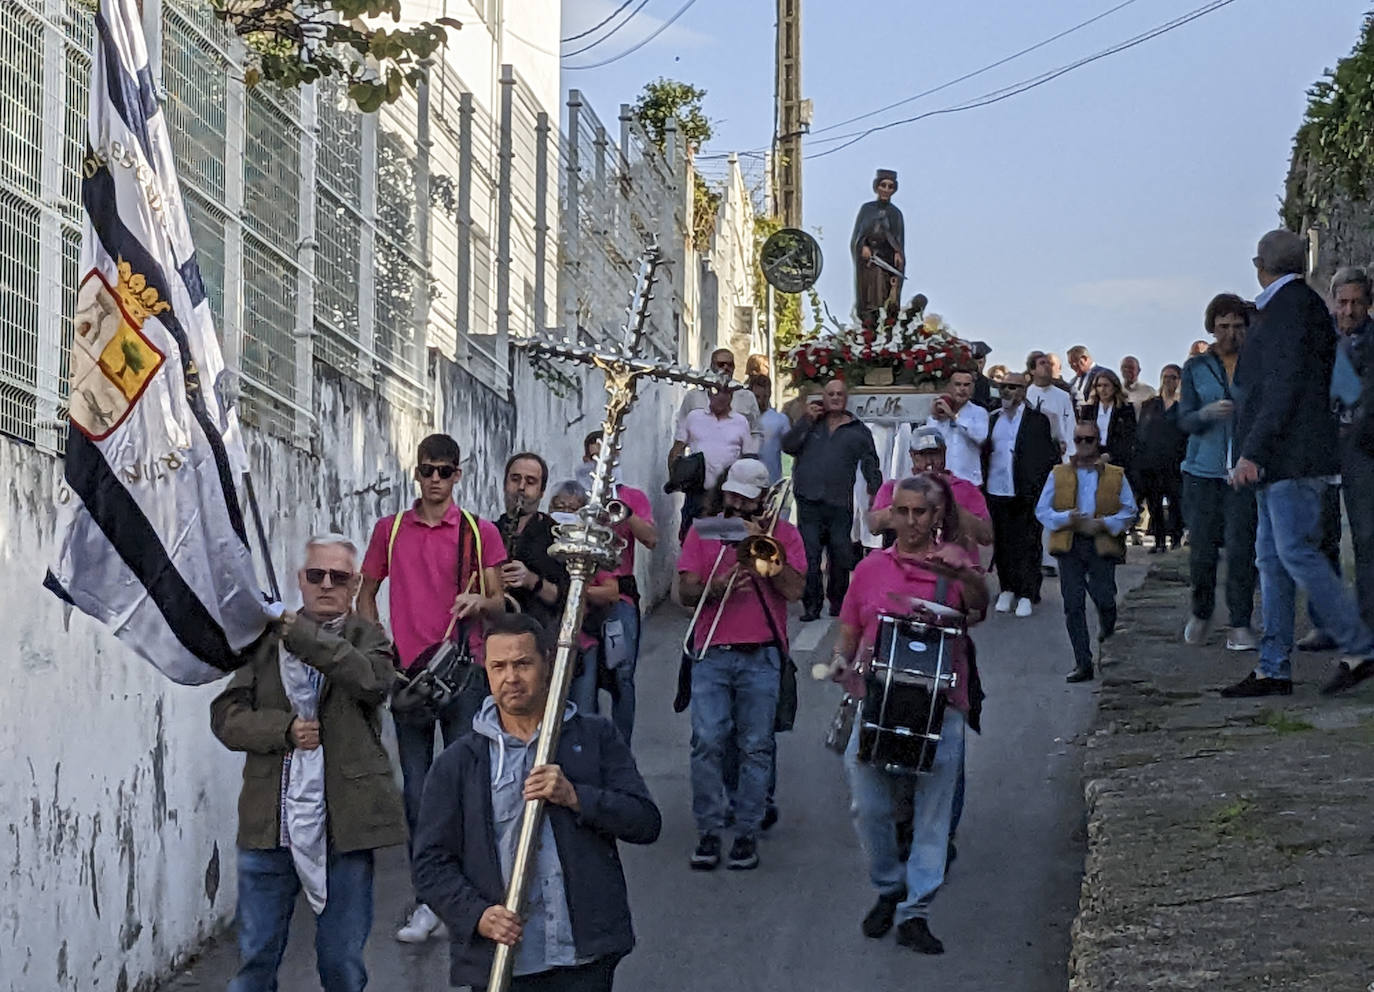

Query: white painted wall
left=0, top=350, right=686, bottom=992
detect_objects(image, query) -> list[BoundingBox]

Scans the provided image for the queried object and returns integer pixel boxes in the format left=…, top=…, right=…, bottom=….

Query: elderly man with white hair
left=1225, top=231, right=1374, bottom=698
left=212, top=533, right=404, bottom=992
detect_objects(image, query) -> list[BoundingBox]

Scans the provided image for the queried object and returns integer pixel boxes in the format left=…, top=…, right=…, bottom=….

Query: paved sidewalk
left=1069, top=552, right=1374, bottom=991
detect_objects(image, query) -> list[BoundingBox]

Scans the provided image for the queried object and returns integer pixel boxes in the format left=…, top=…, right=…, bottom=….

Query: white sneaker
left=1014, top=597, right=1033, bottom=618
left=1183, top=616, right=1210, bottom=646
left=995, top=591, right=1015, bottom=613
left=1225, top=626, right=1260, bottom=651
left=396, top=903, right=441, bottom=943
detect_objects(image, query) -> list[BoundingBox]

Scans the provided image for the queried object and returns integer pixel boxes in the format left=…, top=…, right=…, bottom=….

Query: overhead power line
left=805, top=0, right=1242, bottom=161
left=563, top=0, right=701, bottom=70
left=809, top=0, right=1142, bottom=138
left=562, top=0, right=655, bottom=59
left=562, top=0, right=637, bottom=43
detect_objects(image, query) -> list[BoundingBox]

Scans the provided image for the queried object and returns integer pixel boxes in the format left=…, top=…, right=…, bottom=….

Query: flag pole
left=241, top=471, right=282, bottom=603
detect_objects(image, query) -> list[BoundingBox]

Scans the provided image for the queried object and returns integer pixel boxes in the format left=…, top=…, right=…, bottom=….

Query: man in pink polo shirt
left=678, top=459, right=805, bottom=872
left=357, top=433, right=505, bottom=944
left=867, top=427, right=992, bottom=553
left=576, top=430, right=659, bottom=747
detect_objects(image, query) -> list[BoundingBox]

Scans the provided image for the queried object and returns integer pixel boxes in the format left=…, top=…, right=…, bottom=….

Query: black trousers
left=1181, top=472, right=1257, bottom=628
left=511, top=955, right=621, bottom=991
left=987, top=494, right=1042, bottom=601
left=797, top=496, right=854, bottom=613
left=1056, top=534, right=1118, bottom=672
left=1342, top=432, right=1374, bottom=628
left=1137, top=467, right=1184, bottom=547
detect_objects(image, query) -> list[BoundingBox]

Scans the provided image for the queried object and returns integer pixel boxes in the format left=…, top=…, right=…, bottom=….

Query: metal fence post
left=456, top=91, right=474, bottom=365
left=496, top=64, right=515, bottom=387
left=534, top=110, right=550, bottom=334
left=222, top=39, right=247, bottom=383
left=294, top=83, right=319, bottom=443
left=414, top=63, right=434, bottom=408
left=358, top=112, right=379, bottom=379
left=33, top=0, right=65, bottom=452
left=563, top=90, right=583, bottom=340
left=662, top=115, right=683, bottom=361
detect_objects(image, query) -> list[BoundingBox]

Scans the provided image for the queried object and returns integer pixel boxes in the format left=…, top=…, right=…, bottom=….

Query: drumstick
left=443, top=571, right=482, bottom=641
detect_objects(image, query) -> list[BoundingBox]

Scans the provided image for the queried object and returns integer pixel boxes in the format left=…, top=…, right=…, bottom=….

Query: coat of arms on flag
left=70, top=262, right=168, bottom=440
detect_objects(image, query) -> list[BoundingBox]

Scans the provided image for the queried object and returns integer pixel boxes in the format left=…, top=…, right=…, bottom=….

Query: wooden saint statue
left=850, top=169, right=905, bottom=321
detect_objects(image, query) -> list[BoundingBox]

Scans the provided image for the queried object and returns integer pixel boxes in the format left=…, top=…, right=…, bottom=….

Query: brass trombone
left=681, top=479, right=793, bottom=661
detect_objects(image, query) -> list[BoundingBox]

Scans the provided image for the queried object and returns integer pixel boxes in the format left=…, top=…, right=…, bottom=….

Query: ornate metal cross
left=489, top=242, right=726, bottom=992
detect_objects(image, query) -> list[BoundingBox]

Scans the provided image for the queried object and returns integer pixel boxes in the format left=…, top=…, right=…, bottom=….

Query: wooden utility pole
left=774, top=0, right=806, bottom=227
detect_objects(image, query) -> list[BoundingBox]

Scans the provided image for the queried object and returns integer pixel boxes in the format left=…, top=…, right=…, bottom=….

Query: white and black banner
left=45, top=0, right=271, bottom=683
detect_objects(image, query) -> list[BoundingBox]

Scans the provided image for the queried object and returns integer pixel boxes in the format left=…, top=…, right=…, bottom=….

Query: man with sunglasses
left=212, top=533, right=404, bottom=992
left=1036, top=420, right=1138, bottom=682
left=675, top=348, right=764, bottom=447
left=358, top=433, right=506, bottom=944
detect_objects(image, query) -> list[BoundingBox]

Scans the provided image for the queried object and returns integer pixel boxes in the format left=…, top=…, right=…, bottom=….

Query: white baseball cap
left=720, top=459, right=772, bottom=499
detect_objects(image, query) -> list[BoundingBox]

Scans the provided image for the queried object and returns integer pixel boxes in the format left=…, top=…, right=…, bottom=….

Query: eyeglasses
left=999, top=384, right=1024, bottom=392
left=417, top=463, right=457, bottom=479
left=1073, top=435, right=1098, bottom=444
left=304, top=568, right=353, bottom=586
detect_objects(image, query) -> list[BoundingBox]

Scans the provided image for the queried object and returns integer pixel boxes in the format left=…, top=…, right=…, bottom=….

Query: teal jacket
left=1178, top=350, right=1235, bottom=479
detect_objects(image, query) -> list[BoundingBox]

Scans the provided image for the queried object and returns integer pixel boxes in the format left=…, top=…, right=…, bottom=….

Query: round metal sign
left=760, top=228, right=823, bottom=293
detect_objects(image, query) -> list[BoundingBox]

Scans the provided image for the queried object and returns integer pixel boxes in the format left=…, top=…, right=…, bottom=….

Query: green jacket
left=210, top=613, right=407, bottom=854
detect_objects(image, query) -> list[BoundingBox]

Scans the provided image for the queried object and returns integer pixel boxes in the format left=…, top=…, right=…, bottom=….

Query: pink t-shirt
left=677, top=519, right=806, bottom=653
left=612, top=484, right=654, bottom=577
left=578, top=570, right=619, bottom=652
left=362, top=503, right=506, bottom=667
left=838, top=546, right=974, bottom=713
left=872, top=474, right=990, bottom=521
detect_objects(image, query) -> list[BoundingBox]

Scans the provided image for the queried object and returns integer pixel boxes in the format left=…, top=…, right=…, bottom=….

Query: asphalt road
left=162, top=560, right=1148, bottom=992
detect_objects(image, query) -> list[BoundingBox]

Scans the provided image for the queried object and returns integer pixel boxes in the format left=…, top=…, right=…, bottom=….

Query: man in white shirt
left=985, top=373, right=1060, bottom=618
left=677, top=348, right=763, bottom=448
left=670, top=387, right=757, bottom=537
left=1025, top=350, right=1075, bottom=457
left=1120, top=356, right=1157, bottom=414
left=925, top=368, right=989, bottom=486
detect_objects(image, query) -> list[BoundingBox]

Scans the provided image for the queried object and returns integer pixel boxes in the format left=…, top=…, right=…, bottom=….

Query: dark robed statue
left=850, top=168, right=905, bottom=321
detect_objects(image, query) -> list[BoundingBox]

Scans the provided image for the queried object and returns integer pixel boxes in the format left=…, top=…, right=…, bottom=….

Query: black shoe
left=690, top=833, right=721, bottom=870
left=800, top=610, right=821, bottom=623
left=726, top=834, right=759, bottom=870
left=760, top=804, right=779, bottom=832
left=1041, top=564, right=1058, bottom=578
left=861, top=889, right=905, bottom=938
left=1065, top=666, right=1094, bottom=683
left=1320, top=659, right=1374, bottom=696
left=1219, top=672, right=1293, bottom=697
left=829, top=602, right=842, bottom=618
left=895, top=917, right=945, bottom=954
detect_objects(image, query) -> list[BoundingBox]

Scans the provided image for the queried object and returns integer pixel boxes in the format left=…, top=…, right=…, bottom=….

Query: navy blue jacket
left=1235, top=278, right=1339, bottom=481
left=412, top=713, right=661, bottom=989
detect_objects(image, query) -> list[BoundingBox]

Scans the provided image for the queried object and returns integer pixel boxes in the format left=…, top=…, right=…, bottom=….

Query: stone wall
left=0, top=350, right=684, bottom=992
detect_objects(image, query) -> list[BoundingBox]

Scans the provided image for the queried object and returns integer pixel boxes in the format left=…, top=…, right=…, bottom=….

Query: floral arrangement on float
left=784, top=294, right=975, bottom=389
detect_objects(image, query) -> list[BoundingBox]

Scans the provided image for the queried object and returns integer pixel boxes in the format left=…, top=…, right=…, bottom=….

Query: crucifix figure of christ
left=488, top=242, right=727, bottom=992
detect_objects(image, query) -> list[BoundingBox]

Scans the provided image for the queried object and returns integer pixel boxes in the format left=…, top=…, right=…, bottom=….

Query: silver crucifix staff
left=488, top=242, right=726, bottom=992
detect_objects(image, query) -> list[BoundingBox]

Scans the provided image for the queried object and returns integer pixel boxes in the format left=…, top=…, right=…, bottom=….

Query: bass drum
left=855, top=612, right=960, bottom=775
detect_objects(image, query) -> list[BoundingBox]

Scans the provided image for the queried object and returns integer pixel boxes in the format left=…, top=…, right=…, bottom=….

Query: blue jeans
left=689, top=646, right=780, bottom=835
left=569, top=600, right=641, bottom=746
left=845, top=708, right=966, bottom=923
left=230, top=847, right=374, bottom=992
left=1255, top=477, right=1374, bottom=679
left=394, top=667, right=489, bottom=862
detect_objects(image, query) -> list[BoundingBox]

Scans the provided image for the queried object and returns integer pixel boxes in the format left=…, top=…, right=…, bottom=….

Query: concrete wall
left=0, top=351, right=684, bottom=992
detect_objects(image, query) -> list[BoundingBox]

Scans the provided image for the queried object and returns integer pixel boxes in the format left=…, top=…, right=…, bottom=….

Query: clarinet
left=500, top=501, right=528, bottom=614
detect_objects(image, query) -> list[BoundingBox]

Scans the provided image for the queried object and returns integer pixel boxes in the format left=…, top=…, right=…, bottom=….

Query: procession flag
left=44, top=0, right=272, bottom=684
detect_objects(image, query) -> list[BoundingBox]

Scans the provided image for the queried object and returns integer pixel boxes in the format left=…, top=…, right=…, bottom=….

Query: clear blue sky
left=559, top=0, right=1367, bottom=384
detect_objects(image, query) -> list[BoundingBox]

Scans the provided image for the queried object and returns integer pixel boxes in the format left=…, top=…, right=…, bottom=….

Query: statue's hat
left=873, top=169, right=898, bottom=192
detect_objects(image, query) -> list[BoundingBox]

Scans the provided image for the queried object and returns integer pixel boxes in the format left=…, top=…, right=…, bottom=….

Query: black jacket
left=1235, top=277, right=1339, bottom=480
left=1134, top=396, right=1186, bottom=475
left=412, top=714, right=661, bottom=989
left=1081, top=401, right=1137, bottom=478
left=496, top=511, right=569, bottom=629
left=782, top=414, right=882, bottom=507
left=982, top=405, right=1059, bottom=499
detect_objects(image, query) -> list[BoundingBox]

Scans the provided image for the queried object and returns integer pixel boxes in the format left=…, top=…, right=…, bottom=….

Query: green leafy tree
left=632, top=78, right=719, bottom=251
left=211, top=0, right=460, bottom=112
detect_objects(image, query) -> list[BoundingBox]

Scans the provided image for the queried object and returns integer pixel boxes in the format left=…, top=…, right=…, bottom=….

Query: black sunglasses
left=1073, top=435, right=1099, bottom=443
left=304, top=568, right=353, bottom=586
left=418, top=463, right=457, bottom=479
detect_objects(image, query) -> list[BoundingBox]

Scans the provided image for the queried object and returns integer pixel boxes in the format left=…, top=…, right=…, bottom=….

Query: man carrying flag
left=44, top=0, right=273, bottom=682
